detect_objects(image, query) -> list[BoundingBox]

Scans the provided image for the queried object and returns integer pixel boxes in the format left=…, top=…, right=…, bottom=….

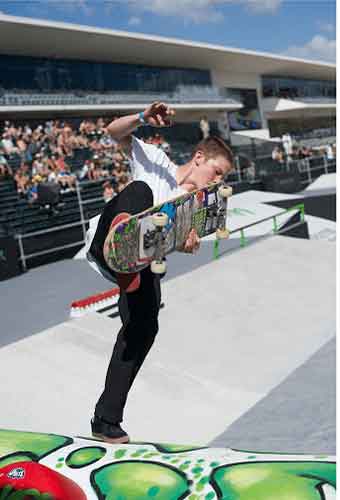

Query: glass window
left=0, top=55, right=211, bottom=93
left=262, top=76, right=335, bottom=100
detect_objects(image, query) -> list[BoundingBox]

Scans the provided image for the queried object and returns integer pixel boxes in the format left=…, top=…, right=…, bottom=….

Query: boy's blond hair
left=192, top=136, right=234, bottom=167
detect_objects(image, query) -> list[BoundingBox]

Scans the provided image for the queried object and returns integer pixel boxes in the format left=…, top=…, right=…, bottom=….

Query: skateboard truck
left=150, top=212, right=169, bottom=274
left=216, top=185, right=232, bottom=239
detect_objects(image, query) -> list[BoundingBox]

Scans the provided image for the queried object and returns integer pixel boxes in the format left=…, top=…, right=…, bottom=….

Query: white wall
left=211, top=69, right=269, bottom=134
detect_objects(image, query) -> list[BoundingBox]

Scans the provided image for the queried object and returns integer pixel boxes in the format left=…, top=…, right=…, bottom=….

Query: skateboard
left=103, top=181, right=233, bottom=274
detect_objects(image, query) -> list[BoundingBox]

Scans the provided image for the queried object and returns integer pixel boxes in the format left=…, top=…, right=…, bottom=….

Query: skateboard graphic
left=103, top=181, right=233, bottom=274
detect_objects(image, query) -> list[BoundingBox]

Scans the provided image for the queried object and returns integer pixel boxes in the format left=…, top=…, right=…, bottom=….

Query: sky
left=0, top=0, right=336, bottom=63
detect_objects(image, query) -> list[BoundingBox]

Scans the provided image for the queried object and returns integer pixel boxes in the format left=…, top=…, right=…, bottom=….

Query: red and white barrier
left=70, top=288, right=120, bottom=318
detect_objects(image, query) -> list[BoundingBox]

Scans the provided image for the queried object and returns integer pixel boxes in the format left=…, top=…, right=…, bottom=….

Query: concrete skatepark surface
left=0, top=182, right=336, bottom=453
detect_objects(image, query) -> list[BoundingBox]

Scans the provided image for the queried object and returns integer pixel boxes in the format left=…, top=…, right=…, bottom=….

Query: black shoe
left=91, top=415, right=130, bottom=444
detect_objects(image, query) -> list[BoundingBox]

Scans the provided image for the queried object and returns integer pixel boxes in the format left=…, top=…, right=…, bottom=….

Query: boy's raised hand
left=144, top=102, right=175, bottom=127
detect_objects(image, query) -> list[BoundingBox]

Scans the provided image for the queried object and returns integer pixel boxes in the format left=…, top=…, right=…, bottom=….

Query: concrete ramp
left=0, top=235, right=335, bottom=446
left=211, top=337, right=336, bottom=454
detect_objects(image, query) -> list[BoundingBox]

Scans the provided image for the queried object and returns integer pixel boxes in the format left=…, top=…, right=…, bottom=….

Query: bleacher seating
left=6, top=153, right=22, bottom=171
left=0, top=179, right=104, bottom=236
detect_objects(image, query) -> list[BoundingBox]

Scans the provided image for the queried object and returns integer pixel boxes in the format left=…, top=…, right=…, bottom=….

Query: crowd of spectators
left=271, top=143, right=336, bottom=165
left=0, top=117, right=175, bottom=204
left=0, top=117, right=335, bottom=206
left=0, top=119, right=118, bottom=201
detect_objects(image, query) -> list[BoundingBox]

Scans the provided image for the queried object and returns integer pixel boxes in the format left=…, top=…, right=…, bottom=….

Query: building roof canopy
left=0, top=14, right=335, bottom=81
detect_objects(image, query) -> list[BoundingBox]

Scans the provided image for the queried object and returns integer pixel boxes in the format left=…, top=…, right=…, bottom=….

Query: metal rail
left=15, top=219, right=88, bottom=271
left=213, top=203, right=305, bottom=258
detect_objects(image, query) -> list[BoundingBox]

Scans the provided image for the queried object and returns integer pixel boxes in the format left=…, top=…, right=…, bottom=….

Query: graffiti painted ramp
left=0, top=429, right=336, bottom=500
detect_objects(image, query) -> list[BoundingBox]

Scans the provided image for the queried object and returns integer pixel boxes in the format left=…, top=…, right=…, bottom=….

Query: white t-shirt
left=130, top=136, right=185, bottom=204
left=326, top=145, right=334, bottom=160
left=85, top=135, right=185, bottom=277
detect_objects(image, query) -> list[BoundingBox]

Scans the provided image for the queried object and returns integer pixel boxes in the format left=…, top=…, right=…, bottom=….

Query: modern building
left=0, top=14, right=336, bottom=145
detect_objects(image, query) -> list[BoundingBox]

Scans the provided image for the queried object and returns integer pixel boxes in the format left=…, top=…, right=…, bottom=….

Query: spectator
left=0, top=163, right=13, bottom=181
left=78, top=159, right=91, bottom=181
left=47, top=164, right=58, bottom=184
left=56, top=159, right=76, bottom=192
left=199, top=116, right=210, bottom=139
left=16, top=134, right=27, bottom=155
left=32, top=154, right=45, bottom=177
left=112, top=162, right=130, bottom=182
left=282, top=132, right=293, bottom=159
left=24, top=123, right=32, bottom=136
left=87, top=155, right=110, bottom=181
left=100, top=131, right=116, bottom=150
left=26, top=180, right=39, bottom=204
left=326, top=144, right=334, bottom=161
left=115, top=174, right=130, bottom=193
left=301, top=146, right=311, bottom=159
left=0, top=148, right=8, bottom=168
left=0, top=131, right=17, bottom=154
left=272, top=147, right=284, bottom=163
left=103, top=180, right=115, bottom=202
left=14, top=164, right=30, bottom=196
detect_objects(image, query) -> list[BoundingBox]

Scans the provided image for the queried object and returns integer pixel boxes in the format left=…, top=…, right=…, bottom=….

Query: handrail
left=229, top=203, right=304, bottom=235
left=21, top=240, right=84, bottom=260
left=15, top=219, right=87, bottom=240
left=15, top=219, right=87, bottom=271
left=213, top=203, right=305, bottom=258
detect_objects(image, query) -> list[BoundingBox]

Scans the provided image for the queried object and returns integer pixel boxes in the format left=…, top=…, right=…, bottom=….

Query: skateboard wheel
left=151, top=260, right=167, bottom=274
left=218, top=186, right=233, bottom=198
left=216, top=228, right=230, bottom=240
left=152, top=212, right=168, bottom=227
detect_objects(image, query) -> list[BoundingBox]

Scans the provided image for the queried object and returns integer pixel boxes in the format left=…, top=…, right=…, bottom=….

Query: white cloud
left=0, top=0, right=285, bottom=22
left=128, top=16, right=142, bottom=26
left=244, top=0, right=282, bottom=13
left=56, top=0, right=93, bottom=16
left=283, top=35, right=336, bottom=63
left=119, top=0, right=282, bottom=24
left=2, top=0, right=93, bottom=16
left=317, top=21, right=334, bottom=33
left=134, top=0, right=224, bottom=23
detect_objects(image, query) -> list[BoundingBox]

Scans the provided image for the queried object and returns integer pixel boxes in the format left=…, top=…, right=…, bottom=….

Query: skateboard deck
left=103, top=181, right=232, bottom=274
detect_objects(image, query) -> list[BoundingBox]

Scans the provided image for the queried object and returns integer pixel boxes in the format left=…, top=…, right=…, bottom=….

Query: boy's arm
left=107, top=102, right=175, bottom=141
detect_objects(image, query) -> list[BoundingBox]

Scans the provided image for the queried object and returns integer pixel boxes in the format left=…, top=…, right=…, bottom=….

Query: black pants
left=89, top=182, right=161, bottom=423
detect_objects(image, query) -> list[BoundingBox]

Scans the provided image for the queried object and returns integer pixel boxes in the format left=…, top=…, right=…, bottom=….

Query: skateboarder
left=88, top=102, right=234, bottom=443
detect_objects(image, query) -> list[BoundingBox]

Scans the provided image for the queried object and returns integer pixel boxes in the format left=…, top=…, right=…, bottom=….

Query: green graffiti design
left=0, top=486, right=53, bottom=500
left=0, top=431, right=336, bottom=500
left=66, top=447, right=106, bottom=469
left=135, top=442, right=207, bottom=454
left=0, top=430, right=72, bottom=463
left=91, top=460, right=191, bottom=500
left=0, top=452, right=36, bottom=469
left=228, top=208, right=256, bottom=217
left=210, top=461, right=336, bottom=500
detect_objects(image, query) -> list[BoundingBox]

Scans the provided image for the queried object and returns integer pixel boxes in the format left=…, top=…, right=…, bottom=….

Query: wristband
left=138, top=111, right=147, bottom=126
